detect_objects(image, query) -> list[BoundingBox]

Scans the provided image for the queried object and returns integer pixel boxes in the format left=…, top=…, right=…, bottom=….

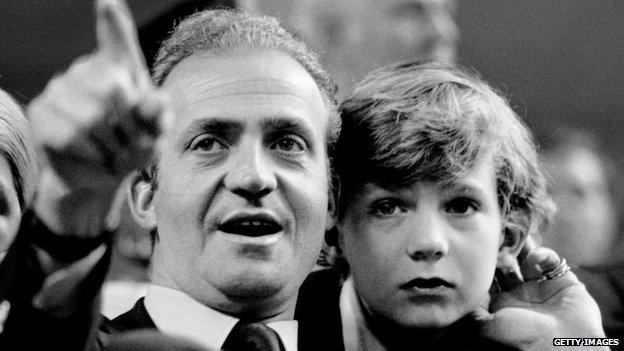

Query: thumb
left=470, top=305, right=494, bottom=323
left=520, top=246, right=561, bottom=281
left=96, top=0, right=150, bottom=90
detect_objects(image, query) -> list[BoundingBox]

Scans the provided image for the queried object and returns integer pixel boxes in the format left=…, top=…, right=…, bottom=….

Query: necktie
left=222, top=321, right=286, bottom=351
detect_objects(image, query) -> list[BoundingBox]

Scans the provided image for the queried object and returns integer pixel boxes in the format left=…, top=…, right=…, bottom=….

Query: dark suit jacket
left=100, top=269, right=346, bottom=351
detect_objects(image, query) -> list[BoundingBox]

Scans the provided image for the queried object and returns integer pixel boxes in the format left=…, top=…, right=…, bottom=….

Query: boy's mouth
left=400, top=278, right=455, bottom=290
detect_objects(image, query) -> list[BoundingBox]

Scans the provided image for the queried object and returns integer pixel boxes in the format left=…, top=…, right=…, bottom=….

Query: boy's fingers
left=96, top=0, right=150, bottom=89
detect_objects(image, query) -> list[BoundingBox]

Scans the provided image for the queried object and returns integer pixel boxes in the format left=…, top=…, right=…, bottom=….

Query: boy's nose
left=224, top=143, right=277, bottom=201
left=406, top=211, right=449, bottom=262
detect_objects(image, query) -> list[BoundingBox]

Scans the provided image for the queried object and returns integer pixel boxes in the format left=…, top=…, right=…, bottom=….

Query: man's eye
left=370, top=199, right=405, bottom=217
left=445, top=197, right=478, bottom=215
left=190, top=136, right=227, bottom=153
left=271, top=135, right=305, bottom=153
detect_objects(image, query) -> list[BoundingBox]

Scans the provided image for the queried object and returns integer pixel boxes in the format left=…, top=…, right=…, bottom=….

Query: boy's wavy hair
left=335, top=61, right=554, bottom=243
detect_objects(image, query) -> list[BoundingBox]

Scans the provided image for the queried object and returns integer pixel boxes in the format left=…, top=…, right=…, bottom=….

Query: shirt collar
left=144, top=284, right=298, bottom=351
left=340, top=277, right=388, bottom=351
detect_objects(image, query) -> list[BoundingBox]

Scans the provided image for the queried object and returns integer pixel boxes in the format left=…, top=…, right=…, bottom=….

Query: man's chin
left=218, top=265, right=288, bottom=301
left=215, top=273, right=293, bottom=319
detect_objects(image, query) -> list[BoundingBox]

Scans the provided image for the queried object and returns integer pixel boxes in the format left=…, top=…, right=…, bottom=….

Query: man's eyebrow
left=179, top=119, right=243, bottom=146
left=261, top=116, right=316, bottom=143
left=175, top=118, right=243, bottom=150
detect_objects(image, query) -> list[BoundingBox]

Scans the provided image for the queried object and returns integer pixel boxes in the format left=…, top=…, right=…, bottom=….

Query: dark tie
left=222, top=321, right=286, bottom=351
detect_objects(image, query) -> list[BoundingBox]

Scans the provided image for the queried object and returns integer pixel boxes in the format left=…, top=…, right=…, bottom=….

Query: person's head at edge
left=333, top=61, right=554, bottom=334
left=250, top=0, right=459, bottom=96
left=127, top=9, right=340, bottom=321
left=0, top=89, right=38, bottom=253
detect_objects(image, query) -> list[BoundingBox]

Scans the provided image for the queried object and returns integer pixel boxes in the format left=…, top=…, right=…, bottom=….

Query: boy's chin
left=385, top=306, right=464, bottom=330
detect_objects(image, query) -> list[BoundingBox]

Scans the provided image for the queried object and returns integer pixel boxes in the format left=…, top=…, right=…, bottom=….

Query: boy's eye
left=190, top=135, right=227, bottom=153
left=370, top=199, right=406, bottom=217
left=445, top=197, right=478, bottom=215
left=271, top=135, right=306, bottom=153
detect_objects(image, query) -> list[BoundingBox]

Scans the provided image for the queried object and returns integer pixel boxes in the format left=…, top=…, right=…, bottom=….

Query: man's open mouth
left=218, top=214, right=283, bottom=237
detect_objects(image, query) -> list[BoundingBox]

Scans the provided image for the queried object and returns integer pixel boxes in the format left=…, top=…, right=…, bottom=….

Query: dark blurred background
left=457, top=0, right=624, bottom=152
left=2, top=1, right=623, bottom=151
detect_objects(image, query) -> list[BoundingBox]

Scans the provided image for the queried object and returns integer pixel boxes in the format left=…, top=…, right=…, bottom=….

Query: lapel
left=103, top=270, right=347, bottom=350
left=295, top=269, right=345, bottom=351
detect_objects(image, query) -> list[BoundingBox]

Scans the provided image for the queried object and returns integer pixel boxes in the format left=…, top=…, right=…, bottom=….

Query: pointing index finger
left=96, top=0, right=150, bottom=90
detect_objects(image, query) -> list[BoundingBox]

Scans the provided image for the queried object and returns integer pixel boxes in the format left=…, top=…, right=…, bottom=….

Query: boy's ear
left=126, top=171, right=157, bottom=230
left=325, top=175, right=340, bottom=231
left=497, top=227, right=527, bottom=267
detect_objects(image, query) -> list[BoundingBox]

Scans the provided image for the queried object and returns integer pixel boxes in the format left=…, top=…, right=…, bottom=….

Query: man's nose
left=224, top=143, right=277, bottom=201
left=406, top=210, right=449, bottom=262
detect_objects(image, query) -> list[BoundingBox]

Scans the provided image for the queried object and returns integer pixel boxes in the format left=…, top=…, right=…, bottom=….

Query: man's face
left=285, top=0, right=458, bottom=95
left=338, top=157, right=503, bottom=328
left=141, top=50, right=334, bottom=318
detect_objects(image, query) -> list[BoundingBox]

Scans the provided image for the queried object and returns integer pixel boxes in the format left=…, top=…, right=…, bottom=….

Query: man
left=28, top=0, right=337, bottom=350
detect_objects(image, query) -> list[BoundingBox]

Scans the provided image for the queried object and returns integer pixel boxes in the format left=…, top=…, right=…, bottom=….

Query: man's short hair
left=0, top=89, right=38, bottom=210
left=152, top=10, right=337, bottom=104
left=145, top=9, right=340, bottom=187
left=336, top=61, right=554, bottom=240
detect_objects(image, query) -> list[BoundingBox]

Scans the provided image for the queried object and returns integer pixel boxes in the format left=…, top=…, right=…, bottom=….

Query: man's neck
left=148, top=272, right=297, bottom=323
left=143, top=285, right=299, bottom=351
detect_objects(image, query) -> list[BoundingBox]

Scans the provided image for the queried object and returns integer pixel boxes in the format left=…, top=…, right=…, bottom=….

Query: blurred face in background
left=257, top=0, right=458, bottom=96
left=542, top=144, right=617, bottom=266
left=0, top=155, right=21, bottom=256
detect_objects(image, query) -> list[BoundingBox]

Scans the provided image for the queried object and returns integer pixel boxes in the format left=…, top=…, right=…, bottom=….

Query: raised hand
left=28, top=0, right=167, bottom=236
left=477, top=238, right=606, bottom=350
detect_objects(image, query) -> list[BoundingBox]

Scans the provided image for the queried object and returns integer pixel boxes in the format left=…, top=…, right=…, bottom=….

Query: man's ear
left=496, top=226, right=527, bottom=268
left=325, top=175, right=340, bottom=231
left=126, top=171, right=157, bottom=230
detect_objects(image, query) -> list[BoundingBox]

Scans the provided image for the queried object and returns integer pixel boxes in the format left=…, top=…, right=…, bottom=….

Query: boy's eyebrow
left=440, top=181, right=487, bottom=198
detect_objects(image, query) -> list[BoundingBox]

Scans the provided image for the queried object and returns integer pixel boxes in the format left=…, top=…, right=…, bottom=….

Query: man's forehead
left=158, top=50, right=331, bottom=133
left=168, top=51, right=306, bottom=86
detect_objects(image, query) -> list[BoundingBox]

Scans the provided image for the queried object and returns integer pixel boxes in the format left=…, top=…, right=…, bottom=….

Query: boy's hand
left=477, top=246, right=606, bottom=350
left=28, top=0, right=167, bottom=236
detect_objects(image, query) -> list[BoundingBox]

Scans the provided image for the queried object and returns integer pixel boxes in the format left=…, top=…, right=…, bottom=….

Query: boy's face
left=338, top=156, right=504, bottom=328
